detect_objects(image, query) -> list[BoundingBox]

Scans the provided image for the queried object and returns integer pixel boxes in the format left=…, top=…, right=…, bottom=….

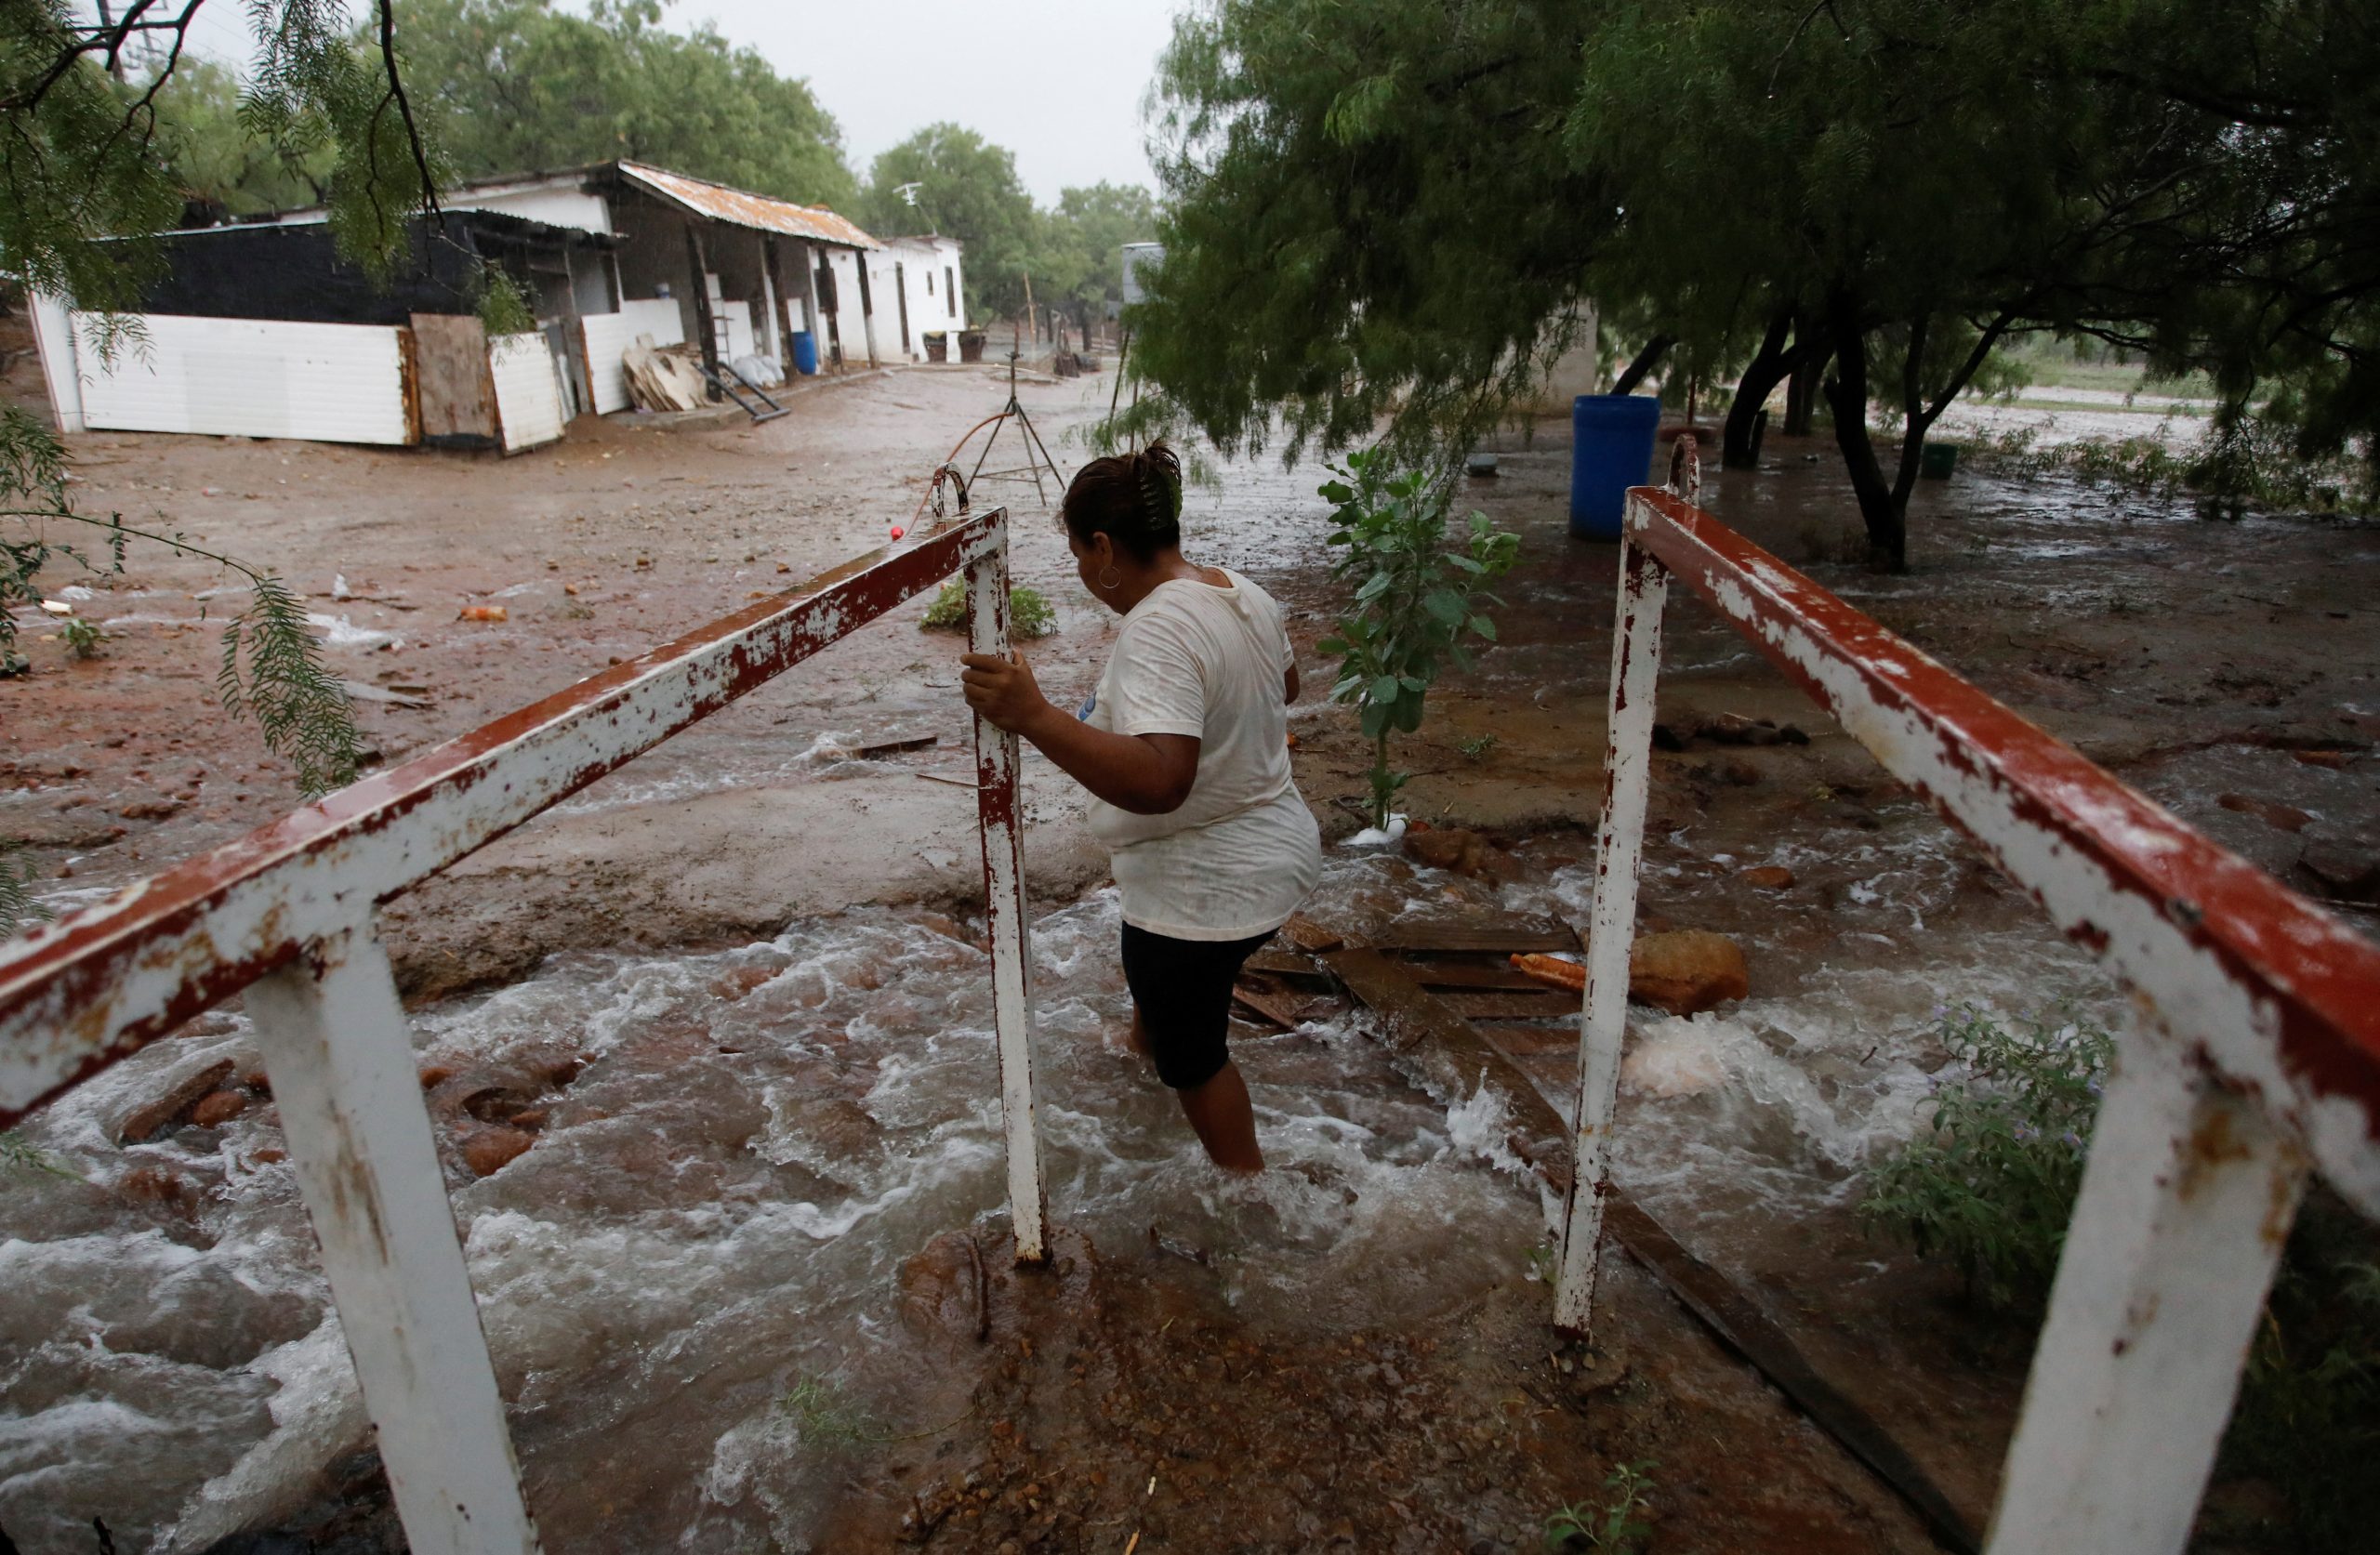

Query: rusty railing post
left=965, top=510, right=1050, bottom=1262
left=245, top=916, right=539, bottom=1554
left=1554, top=493, right=1669, bottom=1335
left=1985, top=1012, right=2306, bottom=1552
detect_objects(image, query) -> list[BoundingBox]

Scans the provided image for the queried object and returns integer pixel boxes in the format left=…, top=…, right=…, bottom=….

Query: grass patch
left=1, top=1130, right=81, bottom=1181
left=1965, top=419, right=2377, bottom=519
left=919, top=579, right=1058, bottom=639
left=1863, top=1005, right=2380, bottom=1547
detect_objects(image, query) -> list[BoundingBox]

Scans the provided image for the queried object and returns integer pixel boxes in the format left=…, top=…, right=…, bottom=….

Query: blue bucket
left=1569, top=394, right=1661, bottom=540
left=791, top=330, right=819, bottom=376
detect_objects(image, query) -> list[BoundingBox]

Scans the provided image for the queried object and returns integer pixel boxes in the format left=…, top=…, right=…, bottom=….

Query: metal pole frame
left=0, top=507, right=1052, bottom=1552
left=1557, top=484, right=2380, bottom=1554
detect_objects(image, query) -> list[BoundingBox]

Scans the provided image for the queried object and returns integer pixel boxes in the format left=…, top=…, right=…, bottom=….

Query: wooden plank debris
left=1368, top=913, right=1578, bottom=954
left=1320, top=942, right=1981, bottom=1555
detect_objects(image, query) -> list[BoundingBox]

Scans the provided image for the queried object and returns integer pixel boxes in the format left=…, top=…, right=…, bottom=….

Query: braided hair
left=1061, top=441, right=1183, bottom=562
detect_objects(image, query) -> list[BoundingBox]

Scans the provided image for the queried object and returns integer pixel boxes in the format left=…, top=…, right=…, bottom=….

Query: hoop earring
left=1097, top=566, right=1122, bottom=591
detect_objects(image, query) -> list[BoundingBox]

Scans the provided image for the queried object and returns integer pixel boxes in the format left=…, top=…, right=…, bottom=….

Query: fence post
left=966, top=512, right=1051, bottom=1263
left=1554, top=503, right=1669, bottom=1335
left=245, top=916, right=539, bottom=1555
left=1985, top=1015, right=2306, bottom=1553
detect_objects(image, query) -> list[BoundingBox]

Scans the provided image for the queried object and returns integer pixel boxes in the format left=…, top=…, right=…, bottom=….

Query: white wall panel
left=488, top=334, right=567, bottom=454
left=73, top=313, right=412, bottom=444
left=580, top=298, right=686, bottom=414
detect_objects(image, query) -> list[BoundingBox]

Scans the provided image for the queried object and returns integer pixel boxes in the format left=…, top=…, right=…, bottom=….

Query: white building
left=28, top=161, right=902, bottom=452
left=866, top=235, right=969, bottom=362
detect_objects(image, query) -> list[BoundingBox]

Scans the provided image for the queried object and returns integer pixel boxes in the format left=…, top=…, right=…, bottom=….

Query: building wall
left=448, top=184, right=614, bottom=236
left=818, top=247, right=875, bottom=368
left=69, top=313, right=415, bottom=444
left=582, top=298, right=688, bottom=414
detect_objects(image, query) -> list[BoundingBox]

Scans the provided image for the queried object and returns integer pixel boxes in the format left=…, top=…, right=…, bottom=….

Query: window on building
left=925, top=270, right=934, bottom=296
left=946, top=267, right=958, bottom=316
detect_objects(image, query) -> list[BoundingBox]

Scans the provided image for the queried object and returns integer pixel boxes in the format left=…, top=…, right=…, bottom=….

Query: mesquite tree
left=1135, top=0, right=2380, bottom=569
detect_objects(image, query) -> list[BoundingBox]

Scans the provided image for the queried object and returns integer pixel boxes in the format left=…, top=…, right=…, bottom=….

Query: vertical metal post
left=1554, top=506, right=1669, bottom=1335
left=245, top=917, right=539, bottom=1555
left=1986, top=1016, right=2305, bottom=1554
left=966, top=514, right=1050, bottom=1263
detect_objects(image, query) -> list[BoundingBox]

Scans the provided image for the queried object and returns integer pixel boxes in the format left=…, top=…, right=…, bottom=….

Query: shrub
left=1859, top=1004, right=2111, bottom=1311
left=919, top=579, right=1057, bottom=639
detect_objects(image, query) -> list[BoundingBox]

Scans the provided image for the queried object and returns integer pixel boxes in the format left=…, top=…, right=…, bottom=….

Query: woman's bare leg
left=1177, top=1061, right=1263, bottom=1173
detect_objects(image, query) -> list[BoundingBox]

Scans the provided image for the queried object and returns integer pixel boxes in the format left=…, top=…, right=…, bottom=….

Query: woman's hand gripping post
left=959, top=650, right=1201, bottom=816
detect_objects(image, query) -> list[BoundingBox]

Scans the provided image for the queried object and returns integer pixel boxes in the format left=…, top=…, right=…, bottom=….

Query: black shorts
left=1117, top=922, right=1276, bottom=1090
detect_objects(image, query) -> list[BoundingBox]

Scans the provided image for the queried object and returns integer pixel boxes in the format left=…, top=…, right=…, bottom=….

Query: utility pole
left=1021, top=268, right=1036, bottom=344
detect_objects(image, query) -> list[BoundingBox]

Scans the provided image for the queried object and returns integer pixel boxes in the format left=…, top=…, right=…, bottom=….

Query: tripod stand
left=962, top=337, right=1068, bottom=507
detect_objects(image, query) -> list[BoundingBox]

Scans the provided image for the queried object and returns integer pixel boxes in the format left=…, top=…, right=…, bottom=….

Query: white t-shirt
left=1082, top=568, right=1322, bottom=941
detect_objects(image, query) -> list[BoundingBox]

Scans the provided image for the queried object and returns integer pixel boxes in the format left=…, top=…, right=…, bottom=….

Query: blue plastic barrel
left=1569, top=394, right=1661, bottom=540
left=791, top=330, right=819, bottom=376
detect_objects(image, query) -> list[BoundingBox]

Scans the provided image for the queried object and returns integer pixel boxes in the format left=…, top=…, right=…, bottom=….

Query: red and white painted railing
left=0, top=507, right=1048, bottom=1555
left=1557, top=485, right=2380, bottom=1552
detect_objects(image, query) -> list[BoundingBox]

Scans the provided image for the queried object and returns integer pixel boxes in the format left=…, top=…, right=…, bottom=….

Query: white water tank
left=1119, top=242, right=1164, bottom=306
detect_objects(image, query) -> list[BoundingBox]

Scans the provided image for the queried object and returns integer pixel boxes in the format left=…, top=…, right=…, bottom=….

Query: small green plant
left=1458, top=732, right=1499, bottom=763
left=1316, top=446, right=1519, bottom=828
left=1524, top=1240, right=1557, bottom=1283
left=777, top=1368, right=976, bottom=1449
left=778, top=1371, right=879, bottom=1446
left=60, top=613, right=103, bottom=659
left=1860, top=1004, right=2111, bottom=1311
left=1544, top=1460, right=1656, bottom=1551
left=919, top=578, right=1057, bottom=639
left=1, top=1129, right=81, bottom=1181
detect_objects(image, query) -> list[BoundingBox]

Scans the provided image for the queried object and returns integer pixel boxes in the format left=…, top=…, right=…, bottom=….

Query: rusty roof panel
left=616, top=162, right=879, bottom=249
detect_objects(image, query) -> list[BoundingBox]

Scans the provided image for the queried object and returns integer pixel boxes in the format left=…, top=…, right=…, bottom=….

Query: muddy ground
left=5, top=305, right=2378, bottom=1554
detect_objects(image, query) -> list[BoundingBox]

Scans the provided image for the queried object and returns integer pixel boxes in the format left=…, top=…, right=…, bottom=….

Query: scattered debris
left=461, top=1127, right=536, bottom=1178
left=1740, top=864, right=1797, bottom=890
left=458, top=604, right=509, bottom=623
left=1509, top=954, right=1586, bottom=995
left=341, top=679, right=429, bottom=709
left=2217, top=792, right=2313, bottom=832
left=858, top=733, right=941, bottom=758
left=2291, top=748, right=2351, bottom=770
left=116, top=1061, right=235, bottom=1144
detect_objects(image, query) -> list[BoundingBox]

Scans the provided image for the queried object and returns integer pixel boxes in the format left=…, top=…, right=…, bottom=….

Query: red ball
left=889, top=524, right=906, bottom=540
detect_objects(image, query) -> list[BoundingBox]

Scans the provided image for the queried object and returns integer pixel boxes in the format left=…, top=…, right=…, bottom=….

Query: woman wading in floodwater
left=960, top=443, right=1320, bottom=1172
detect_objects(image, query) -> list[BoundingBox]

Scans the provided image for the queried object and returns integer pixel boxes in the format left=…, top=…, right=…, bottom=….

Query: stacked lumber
left=622, top=334, right=709, bottom=412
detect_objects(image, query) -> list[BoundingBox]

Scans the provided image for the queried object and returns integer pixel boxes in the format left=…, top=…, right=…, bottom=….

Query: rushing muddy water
left=4, top=415, right=2373, bottom=1549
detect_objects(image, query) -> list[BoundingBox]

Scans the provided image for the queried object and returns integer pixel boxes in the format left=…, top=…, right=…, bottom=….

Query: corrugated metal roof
left=617, top=162, right=879, bottom=249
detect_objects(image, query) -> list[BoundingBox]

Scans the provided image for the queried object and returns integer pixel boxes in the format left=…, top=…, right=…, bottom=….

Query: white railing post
left=245, top=916, right=539, bottom=1554
left=1554, top=506, right=1669, bottom=1335
left=965, top=513, right=1050, bottom=1263
left=1985, top=1014, right=2307, bottom=1554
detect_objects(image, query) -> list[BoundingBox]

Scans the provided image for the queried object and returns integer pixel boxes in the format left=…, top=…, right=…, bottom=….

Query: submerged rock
left=1628, top=930, right=1750, bottom=1015
left=2218, top=792, right=2313, bottom=832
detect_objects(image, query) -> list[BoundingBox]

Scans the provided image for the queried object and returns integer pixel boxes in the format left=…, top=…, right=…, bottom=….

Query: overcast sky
left=95, top=0, right=1185, bottom=205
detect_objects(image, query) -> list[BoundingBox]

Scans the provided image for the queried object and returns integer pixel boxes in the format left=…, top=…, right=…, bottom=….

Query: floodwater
left=4, top=410, right=2373, bottom=1550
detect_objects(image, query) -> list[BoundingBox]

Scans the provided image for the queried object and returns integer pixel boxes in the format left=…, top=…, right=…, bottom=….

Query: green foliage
left=146, top=56, right=336, bottom=216
left=861, top=124, right=1039, bottom=319
left=0, top=1129, right=80, bottom=1181
left=218, top=573, right=366, bottom=798
left=1039, top=181, right=1160, bottom=323
left=1543, top=1461, right=1656, bottom=1552
left=777, top=1371, right=877, bottom=1447
left=1142, top=0, right=2380, bottom=558
left=1313, top=448, right=1517, bottom=827
left=59, top=613, right=102, bottom=659
left=397, top=0, right=857, bottom=210
left=1861, top=1005, right=2111, bottom=1311
left=1966, top=415, right=2376, bottom=518
left=0, top=841, right=51, bottom=941
left=474, top=261, right=536, bottom=337
left=1458, top=732, right=1497, bottom=764
left=2222, top=1201, right=2380, bottom=1551
left=918, top=579, right=1056, bottom=640
left=2, top=405, right=363, bottom=798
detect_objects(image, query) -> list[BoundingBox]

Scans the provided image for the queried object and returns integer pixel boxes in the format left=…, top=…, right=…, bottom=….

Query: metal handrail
left=0, top=507, right=1048, bottom=1554
left=1557, top=484, right=2380, bottom=1553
